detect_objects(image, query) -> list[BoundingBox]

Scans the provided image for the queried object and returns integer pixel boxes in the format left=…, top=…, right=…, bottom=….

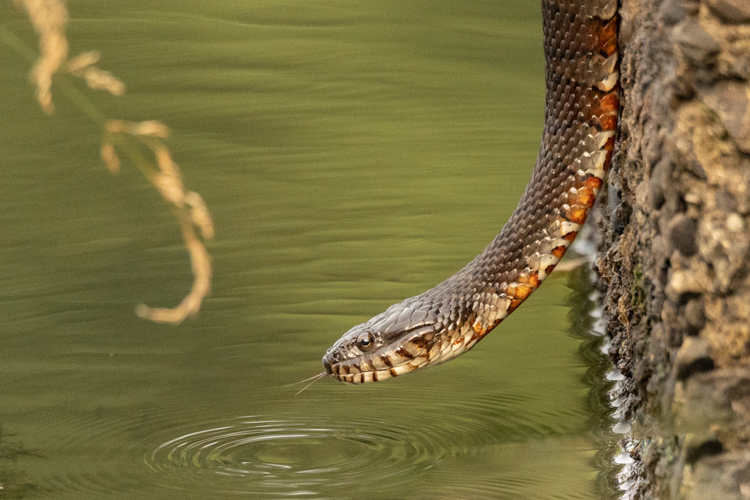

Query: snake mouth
left=323, top=327, right=438, bottom=384
left=325, top=355, right=431, bottom=384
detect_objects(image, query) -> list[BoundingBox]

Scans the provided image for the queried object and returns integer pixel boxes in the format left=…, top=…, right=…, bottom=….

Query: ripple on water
left=18, top=387, right=590, bottom=499
left=143, top=414, right=445, bottom=496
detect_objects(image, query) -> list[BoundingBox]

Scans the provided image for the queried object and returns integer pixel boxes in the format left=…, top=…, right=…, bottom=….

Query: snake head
left=322, top=301, right=441, bottom=384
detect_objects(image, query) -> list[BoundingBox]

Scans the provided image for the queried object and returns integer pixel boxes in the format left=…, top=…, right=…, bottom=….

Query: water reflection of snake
left=324, top=0, right=620, bottom=384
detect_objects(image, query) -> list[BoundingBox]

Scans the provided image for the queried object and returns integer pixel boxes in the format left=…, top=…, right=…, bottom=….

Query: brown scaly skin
left=323, top=0, right=620, bottom=384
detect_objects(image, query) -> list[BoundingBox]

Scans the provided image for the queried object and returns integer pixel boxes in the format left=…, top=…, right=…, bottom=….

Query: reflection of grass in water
left=1, top=0, right=214, bottom=325
left=0, top=426, right=41, bottom=499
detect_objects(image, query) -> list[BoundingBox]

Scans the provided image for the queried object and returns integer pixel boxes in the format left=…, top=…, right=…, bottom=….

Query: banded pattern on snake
left=323, top=0, right=620, bottom=384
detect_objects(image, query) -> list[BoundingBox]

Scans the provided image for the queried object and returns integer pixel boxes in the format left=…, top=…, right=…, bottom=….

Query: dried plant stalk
left=185, top=191, right=215, bottom=240
left=102, top=125, right=214, bottom=325
left=106, top=119, right=170, bottom=138
left=135, top=218, right=212, bottom=324
left=100, top=142, right=120, bottom=174
left=15, top=0, right=69, bottom=114
left=16, top=0, right=125, bottom=107
left=14, top=0, right=215, bottom=325
left=66, top=50, right=98, bottom=72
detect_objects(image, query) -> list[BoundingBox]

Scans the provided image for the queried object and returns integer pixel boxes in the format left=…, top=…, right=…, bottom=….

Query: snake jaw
left=322, top=318, right=441, bottom=384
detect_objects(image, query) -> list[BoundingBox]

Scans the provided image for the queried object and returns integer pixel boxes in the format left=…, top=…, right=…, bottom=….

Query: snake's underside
left=323, top=0, right=620, bottom=384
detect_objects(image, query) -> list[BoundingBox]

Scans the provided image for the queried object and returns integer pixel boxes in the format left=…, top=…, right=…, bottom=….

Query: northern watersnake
left=323, top=0, right=620, bottom=384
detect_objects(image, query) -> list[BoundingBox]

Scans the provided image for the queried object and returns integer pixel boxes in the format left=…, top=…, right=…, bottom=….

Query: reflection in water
left=0, top=426, right=39, bottom=499
left=565, top=264, right=621, bottom=499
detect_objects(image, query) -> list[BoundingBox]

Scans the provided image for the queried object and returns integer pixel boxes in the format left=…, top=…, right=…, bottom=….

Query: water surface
left=1, top=1, right=607, bottom=498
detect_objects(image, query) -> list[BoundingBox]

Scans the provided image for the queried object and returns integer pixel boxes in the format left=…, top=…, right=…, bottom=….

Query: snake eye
left=356, top=332, right=375, bottom=352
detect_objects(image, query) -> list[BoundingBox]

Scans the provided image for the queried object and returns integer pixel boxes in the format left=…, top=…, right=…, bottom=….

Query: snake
left=322, top=0, right=620, bottom=384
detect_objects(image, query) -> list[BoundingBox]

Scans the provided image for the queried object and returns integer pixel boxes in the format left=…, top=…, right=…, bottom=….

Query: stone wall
left=596, top=0, right=750, bottom=497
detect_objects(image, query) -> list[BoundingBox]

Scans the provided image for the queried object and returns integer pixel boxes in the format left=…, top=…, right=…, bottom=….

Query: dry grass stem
left=15, top=0, right=70, bottom=114
left=185, top=191, right=215, bottom=240
left=107, top=138, right=213, bottom=325
left=78, top=66, right=125, bottom=95
left=16, top=0, right=124, bottom=110
left=66, top=50, right=99, bottom=72
left=133, top=120, right=170, bottom=138
left=16, top=0, right=215, bottom=325
left=106, top=119, right=170, bottom=138
left=153, top=147, right=186, bottom=207
left=68, top=49, right=126, bottom=96
left=100, top=141, right=120, bottom=174
left=135, top=220, right=212, bottom=325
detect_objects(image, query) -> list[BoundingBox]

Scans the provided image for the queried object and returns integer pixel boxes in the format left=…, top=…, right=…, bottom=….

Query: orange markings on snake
left=600, top=19, right=618, bottom=55
left=584, top=175, right=604, bottom=190
left=507, top=298, right=523, bottom=314
left=528, top=271, right=542, bottom=288
left=565, top=205, right=589, bottom=225
left=578, top=186, right=597, bottom=207
left=551, top=245, right=567, bottom=259
left=562, top=231, right=578, bottom=243
left=604, top=149, right=615, bottom=170
left=602, top=92, right=619, bottom=111
left=511, top=284, right=534, bottom=301
left=601, top=113, right=618, bottom=131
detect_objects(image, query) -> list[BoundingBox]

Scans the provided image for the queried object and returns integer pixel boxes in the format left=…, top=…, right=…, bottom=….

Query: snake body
left=323, top=0, right=620, bottom=384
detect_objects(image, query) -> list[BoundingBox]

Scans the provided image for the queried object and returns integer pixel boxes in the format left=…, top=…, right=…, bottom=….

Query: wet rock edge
left=593, top=0, right=750, bottom=498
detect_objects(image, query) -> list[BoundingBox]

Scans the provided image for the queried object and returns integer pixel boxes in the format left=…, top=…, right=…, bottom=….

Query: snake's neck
left=435, top=0, right=620, bottom=341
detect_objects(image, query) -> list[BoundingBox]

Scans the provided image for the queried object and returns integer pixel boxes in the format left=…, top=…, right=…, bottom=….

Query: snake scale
left=323, top=0, right=620, bottom=384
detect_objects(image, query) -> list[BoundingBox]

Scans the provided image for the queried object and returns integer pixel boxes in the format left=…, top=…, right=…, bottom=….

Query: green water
left=0, top=1, right=608, bottom=498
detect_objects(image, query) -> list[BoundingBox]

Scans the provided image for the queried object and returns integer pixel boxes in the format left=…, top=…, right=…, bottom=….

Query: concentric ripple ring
left=145, top=415, right=445, bottom=495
